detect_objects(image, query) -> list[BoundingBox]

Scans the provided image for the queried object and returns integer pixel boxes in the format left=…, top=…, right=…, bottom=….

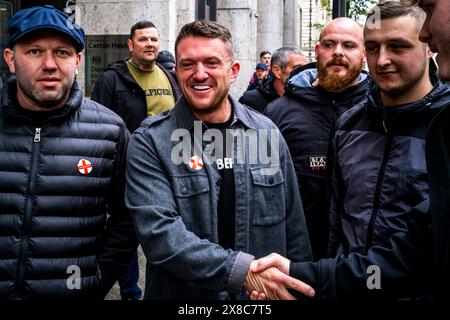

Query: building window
left=21, top=0, right=69, bottom=10
left=196, top=0, right=216, bottom=21
left=1, top=0, right=16, bottom=82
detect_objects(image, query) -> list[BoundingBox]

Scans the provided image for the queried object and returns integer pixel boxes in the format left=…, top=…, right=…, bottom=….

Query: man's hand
left=251, top=252, right=290, bottom=274
left=244, top=259, right=315, bottom=300
left=247, top=253, right=315, bottom=300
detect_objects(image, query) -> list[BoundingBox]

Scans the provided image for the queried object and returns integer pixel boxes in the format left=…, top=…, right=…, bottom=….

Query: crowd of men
left=0, top=0, right=448, bottom=302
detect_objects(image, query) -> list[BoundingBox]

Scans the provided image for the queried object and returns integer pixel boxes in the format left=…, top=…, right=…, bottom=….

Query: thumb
left=251, top=256, right=275, bottom=272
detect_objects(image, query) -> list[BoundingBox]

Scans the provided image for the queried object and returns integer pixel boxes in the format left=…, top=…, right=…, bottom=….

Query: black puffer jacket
left=264, top=63, right=369, bottom=259
left=91, top=60, right=181, bottom=133
left=328, top=81, right=450, bottom=256
left=0, top=77, right=138, bottom=300
left=238, top=76, right=279, bottom=113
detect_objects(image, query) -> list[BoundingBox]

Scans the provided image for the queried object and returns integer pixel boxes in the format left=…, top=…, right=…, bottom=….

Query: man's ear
left=426, top=45, right=434, bottom=59
left=314, top=43, right=320, bottom=60
left=76, top=52, right=82, bottom=69
left=3, top=48, right=16, bottom=74
left=271, top=65, right=282, bottom=80
left=127, top=39, right=134, bottom=53
left=230, top=60, right=240, bottom=83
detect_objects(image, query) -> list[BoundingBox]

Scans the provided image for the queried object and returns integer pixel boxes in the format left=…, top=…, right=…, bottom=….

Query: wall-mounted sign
left=85, top=35, right=129, bottom=95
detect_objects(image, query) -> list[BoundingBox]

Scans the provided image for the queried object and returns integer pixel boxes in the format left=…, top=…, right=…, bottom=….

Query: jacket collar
left=173, top=95, right=257, bottom=133
left=1, top=76, right=83, bottom=119
left=367, top=80, right=450, bottom=117
left=285, top=63, right=370, bottom=103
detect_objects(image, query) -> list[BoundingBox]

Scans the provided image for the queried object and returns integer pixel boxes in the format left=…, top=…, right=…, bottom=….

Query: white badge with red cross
left=77, top=159, right=93, bottom=175
left=189, top=155, right=203, bottom=171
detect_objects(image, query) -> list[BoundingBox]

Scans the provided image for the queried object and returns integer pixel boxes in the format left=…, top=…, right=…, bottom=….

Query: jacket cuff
left=289, top=258, right=337, bottom=300
left=227, top=251, right=255, bottom=293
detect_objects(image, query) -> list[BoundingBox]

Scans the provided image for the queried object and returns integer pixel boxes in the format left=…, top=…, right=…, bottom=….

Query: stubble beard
left=379, top=63, right=428, bottom=100
left=15, top=64, right=74, bottom=109
left=187, top=88, right=229, bottom=118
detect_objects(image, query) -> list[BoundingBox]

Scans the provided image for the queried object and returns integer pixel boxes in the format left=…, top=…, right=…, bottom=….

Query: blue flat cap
left=8, top=5, right=86, bottom=52
left=256, top=63, right=268, bottom=71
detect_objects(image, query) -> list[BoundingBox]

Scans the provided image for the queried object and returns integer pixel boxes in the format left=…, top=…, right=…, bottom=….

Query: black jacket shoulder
left=239, top=77, right=279, bottom=113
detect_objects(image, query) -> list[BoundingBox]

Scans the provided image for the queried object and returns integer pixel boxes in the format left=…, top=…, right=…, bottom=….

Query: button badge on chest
left=77, top=159, right=93, bottom=175
left=189, top=155, right=203, bottom=171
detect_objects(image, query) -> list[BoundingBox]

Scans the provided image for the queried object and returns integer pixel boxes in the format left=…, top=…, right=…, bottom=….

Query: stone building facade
left=0, top=0, right=330, bottom=98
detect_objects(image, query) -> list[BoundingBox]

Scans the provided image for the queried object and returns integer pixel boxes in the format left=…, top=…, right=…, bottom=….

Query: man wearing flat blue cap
left=0, top=5, right=138, bottom=300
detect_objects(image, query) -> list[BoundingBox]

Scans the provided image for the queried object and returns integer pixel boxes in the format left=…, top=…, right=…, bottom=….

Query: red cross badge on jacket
left=189, top=155, right=203, bottom=171
left=77, top=159, right=93, bottom=175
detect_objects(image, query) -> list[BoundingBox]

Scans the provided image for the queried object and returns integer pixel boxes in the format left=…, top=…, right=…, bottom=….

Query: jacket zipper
left=16, top=127, right=41, bottom=298
left=365, top=129, right=393, bottom=254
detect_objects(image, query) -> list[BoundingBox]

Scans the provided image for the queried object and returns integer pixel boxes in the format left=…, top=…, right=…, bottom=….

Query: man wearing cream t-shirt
left=126, top=59, right=175, bottom=116
left=92, top=20, right=181, bottom=133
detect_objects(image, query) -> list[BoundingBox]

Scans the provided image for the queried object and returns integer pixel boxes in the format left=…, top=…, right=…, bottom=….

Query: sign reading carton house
left=85, top=35, right=129, bottom=96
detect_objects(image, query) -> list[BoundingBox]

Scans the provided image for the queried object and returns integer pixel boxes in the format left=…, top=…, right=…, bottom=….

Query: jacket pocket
left=172, top=174, right=210, bottom=197
left=171, top=174, right=211, bottom=236
left=250, top=166, right=286, bottom=226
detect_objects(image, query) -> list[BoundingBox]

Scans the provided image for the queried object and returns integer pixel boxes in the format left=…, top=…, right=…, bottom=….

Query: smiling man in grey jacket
left=125, top=20, right=313, bottom=300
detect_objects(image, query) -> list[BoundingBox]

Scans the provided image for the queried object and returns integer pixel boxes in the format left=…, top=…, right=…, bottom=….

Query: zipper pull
left=382, top=120, right=387, bottom=133
left=34, top=128, right=41, bottom=142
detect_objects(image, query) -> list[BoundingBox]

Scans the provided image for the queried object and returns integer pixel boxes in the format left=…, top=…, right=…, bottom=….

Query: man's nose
left=377, top=47, right=392, bottom=67
left=332, top=44, right=344, bottom=57
left=42, top=53, right=58, bottom=70
left=193, top=63, right=208, bottom=81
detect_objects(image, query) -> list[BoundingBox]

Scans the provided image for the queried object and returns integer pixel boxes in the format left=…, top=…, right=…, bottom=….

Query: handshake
left=244, top=253, right=315, bottom=300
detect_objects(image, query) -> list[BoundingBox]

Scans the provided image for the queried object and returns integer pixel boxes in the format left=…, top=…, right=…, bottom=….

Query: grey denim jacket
left=125, top=96, right=312, bottom=299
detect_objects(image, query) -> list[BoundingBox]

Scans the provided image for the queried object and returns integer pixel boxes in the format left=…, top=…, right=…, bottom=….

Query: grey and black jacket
left=288, top=81, right=450, bottom=301
left=0, top=77, right=138, bottom=299
left=328, top=81, right=450, bottom=257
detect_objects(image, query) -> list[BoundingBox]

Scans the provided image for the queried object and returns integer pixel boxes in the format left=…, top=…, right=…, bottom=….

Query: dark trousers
left=118, top=252, right=142, bottom=300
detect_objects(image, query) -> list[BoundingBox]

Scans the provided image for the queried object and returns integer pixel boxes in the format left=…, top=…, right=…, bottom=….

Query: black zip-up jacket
left=0, top=77, right=138, bottom=299
left=328, top=82, right=450, bottom=257
left=288, top=83, right=450, bottom=301
left=290, top=198, right=432, bottom=300
left=91, top=60, right=181, bottom=133
left=425, top=103, right=450, bottom=301
left=238, top=76, right=279, bottom=113
left=264, top=63, right=369, bottom=259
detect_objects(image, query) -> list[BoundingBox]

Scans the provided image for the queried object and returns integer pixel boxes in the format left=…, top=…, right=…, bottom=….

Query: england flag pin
left=77, top=159, right=93, bottom=175
left=189, top=156, right=203, bottom=171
